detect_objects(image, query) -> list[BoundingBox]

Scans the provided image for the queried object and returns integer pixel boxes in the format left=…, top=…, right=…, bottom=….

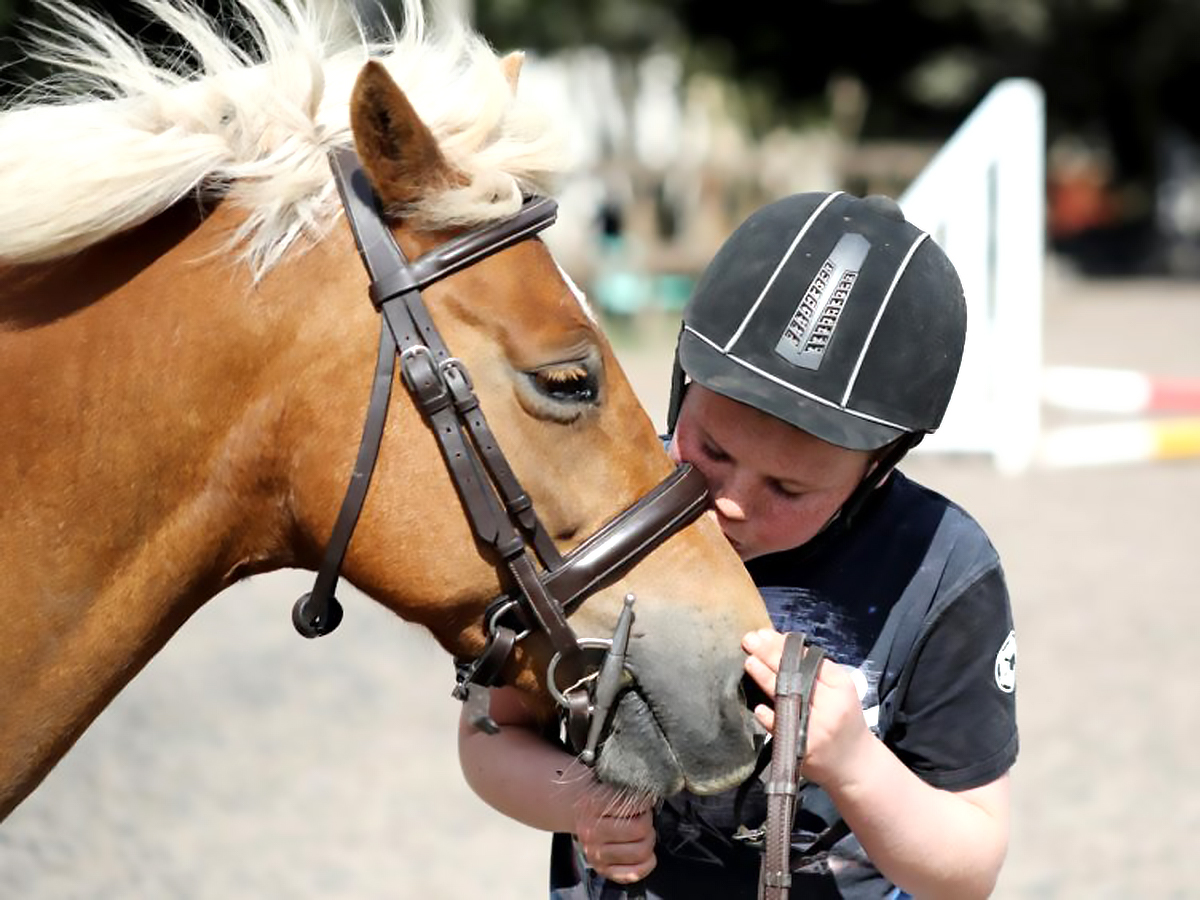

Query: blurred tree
left=0, top=0, right=24, bottom=77
left=7, top=0, right=1200, bottom=155
left=475, top=0, right=1200, bottom=273
left=0, top=0, right=260, bottom=92
left=472, top=0, right=684, bottom=55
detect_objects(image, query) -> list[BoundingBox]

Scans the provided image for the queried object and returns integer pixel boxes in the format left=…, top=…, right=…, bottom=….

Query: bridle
left=291, top=145, right=713, bottom=762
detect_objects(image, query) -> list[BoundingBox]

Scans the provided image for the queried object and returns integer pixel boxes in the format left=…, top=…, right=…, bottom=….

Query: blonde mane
left=0, top=0, right=567, bottom=275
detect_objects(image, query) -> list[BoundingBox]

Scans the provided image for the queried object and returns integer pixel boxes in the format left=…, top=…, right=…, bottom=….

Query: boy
left=459, top=192, right=1017, bottom=899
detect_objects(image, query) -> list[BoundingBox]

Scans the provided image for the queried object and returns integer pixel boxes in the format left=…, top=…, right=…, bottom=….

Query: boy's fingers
left=579, top=789, right=653, bottom=820
left=754, top=703, right=775, bottom=733
left=607, top=855, right=657, bottom=884
left=743, top=653, right=777, bottom=697
left=606, top=811, right=653, bottom=841
left=596, top=834, right=655, bottom=866
left=742, top=628, right=785, bottom=670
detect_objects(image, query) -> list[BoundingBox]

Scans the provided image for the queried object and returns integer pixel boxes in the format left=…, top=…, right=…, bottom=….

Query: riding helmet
left=667, top=192, right=967, bottom=451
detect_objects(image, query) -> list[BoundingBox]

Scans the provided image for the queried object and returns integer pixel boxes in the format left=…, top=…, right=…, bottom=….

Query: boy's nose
left=714, top=495, right=747, bottom=521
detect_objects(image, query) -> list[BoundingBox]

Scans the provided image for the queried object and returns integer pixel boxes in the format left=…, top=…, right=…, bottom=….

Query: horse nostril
left=555, top=527, right=579, bottom=542
left=741, top=670, right=771, bottom=712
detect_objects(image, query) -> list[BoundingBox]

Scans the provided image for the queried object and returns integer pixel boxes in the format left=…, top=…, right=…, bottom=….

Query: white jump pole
left=899, top=78, right=1046, bottom=475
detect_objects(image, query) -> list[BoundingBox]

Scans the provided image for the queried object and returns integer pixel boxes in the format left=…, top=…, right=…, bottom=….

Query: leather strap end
left=462, top=684, right=500, bottom=735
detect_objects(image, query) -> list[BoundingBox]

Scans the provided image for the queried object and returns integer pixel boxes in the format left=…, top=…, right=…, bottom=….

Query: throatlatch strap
left=759, top=632, right=825, bottom=900
left=292, top=322, right=396, bottom=637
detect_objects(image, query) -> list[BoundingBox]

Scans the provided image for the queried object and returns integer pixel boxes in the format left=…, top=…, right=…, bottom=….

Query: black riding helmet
left=666, top=191, right=967, bottom=524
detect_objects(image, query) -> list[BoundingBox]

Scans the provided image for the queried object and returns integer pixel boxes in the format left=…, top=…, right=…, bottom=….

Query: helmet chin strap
left=832, top=430, right=923, bottom=529
left=775, top=431, right=922, bottom=562
left=666, top=340, right=688, bottom=435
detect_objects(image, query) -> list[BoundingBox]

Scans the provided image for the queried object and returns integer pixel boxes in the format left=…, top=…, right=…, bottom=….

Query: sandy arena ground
left=2, top=264, right=1198, bottom=898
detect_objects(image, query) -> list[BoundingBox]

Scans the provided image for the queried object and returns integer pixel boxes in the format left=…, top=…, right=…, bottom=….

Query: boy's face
left=670, top=385, right=873, bottom=561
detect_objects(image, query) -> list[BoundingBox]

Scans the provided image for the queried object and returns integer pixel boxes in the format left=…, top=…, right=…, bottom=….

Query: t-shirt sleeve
left=887, top=565, right=1019, bottom=790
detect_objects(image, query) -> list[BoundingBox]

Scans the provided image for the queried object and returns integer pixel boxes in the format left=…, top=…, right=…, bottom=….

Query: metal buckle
left=487, top=596, right=531, bottom=643
left=400, top=345, right=450, bottom=412
left=440, top=357, right=477, bottom=411
left=732, top=824, right=767, bottom=850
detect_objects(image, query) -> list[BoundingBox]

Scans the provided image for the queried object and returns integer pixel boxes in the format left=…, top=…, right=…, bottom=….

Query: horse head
left=291, top=59, right=771, bottom=797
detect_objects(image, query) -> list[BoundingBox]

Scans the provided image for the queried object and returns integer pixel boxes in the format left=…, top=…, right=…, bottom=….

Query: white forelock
left=0, top=0, right=568, bottom=276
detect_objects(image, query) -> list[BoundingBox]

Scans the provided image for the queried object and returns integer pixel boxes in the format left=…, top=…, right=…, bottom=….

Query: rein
left=758, top=633, right=824, bottom=899
left=291, top=145, right=713, bottom=762
left=727, top=632, right=825, bottom=900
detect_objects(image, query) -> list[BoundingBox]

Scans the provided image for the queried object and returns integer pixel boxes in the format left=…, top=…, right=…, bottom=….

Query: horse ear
left=500, top=51, right=524, bottom=92
left=349, top=60, right=456, bottom=207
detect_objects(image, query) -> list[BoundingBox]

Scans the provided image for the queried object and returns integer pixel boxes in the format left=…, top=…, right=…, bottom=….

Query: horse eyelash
left=539, top=365, right=588, bottom=383
left=532, top=364, right=599, bottom=404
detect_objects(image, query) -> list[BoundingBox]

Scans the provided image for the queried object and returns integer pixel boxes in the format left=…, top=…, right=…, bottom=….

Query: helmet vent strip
left=839, top=231, right=929, bottom=408
left=721, top=191, right=844, bottom=354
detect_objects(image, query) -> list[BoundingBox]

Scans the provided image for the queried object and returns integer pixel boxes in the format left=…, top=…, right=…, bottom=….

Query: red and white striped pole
left=1039, top=366, right=1200, bottom=467
left=1042, top=365, right=1200, bottom=416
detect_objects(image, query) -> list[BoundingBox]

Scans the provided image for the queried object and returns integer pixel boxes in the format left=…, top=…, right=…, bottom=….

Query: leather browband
left=331, top=144, right=559, bottom=304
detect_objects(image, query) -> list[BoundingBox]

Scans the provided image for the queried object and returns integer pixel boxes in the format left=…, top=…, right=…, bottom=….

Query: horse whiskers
left=553, top=758, right=659, bottom=819
left=552, top=758, right=594, bottom=788
left=599, top=783, right=657, bottom=819
left=546, top=741, right=664, bottom=813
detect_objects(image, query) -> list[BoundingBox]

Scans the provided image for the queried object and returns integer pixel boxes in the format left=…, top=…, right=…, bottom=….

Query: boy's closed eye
left=769, top=480, right=804, bottom=499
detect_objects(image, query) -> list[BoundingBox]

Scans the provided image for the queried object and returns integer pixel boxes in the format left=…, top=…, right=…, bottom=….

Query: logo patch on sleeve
left=994, top=630, right=1017, bottom=693
left=774, top=232, right=870, bottom=370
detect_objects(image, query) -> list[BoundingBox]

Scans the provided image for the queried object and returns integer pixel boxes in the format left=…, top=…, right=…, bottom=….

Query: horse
left=0, top=0, right=771, bottom=825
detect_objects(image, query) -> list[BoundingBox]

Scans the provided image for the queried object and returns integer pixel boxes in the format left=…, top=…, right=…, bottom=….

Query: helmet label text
left=775, top=232, right=870, bottom=370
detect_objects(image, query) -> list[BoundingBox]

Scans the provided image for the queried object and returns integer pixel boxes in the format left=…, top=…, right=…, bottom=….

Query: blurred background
left=5, top=0, right=1200, bottom=282
left=1, top=1, right=1199, bottom=898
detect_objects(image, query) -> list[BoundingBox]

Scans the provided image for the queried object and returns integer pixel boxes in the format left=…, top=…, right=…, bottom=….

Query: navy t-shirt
left=550, top=471, right=1018, bottom=899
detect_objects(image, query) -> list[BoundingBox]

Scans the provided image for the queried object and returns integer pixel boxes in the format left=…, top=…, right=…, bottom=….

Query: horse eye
left=529, top=364, right=600, bottom=404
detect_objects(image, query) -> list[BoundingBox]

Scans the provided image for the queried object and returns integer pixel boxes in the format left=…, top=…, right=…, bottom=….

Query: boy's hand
left=573, top=787, right=657, bottom=884
left=742, top=628, right=874, bottom=789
